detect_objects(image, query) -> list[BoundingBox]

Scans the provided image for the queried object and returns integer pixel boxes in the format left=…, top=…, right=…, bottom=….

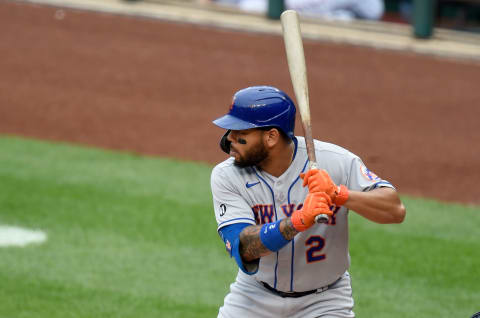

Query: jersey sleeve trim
left=365, top=180, right=396, bottom=191
left=217, top=217, right=256, bottom=230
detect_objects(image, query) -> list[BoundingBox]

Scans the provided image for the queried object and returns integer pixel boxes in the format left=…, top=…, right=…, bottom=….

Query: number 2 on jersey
left=305, top=235, right=326, bottom=263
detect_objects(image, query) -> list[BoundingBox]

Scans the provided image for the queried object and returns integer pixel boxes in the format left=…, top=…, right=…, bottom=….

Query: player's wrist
left=334, top=185, right=349, bottom=206
left=279, top=217, right=300, bottom=240
left=259, top=220, right=291, bottom=252
left=291, top=210, right=309, bottom=232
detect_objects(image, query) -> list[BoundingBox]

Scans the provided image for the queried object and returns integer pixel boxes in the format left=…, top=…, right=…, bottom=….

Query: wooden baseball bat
left=280, top=10, right=329, bottom=224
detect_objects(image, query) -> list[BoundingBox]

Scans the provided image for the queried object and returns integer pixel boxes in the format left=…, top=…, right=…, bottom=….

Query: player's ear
left=263, top=128, right=280, bottom=147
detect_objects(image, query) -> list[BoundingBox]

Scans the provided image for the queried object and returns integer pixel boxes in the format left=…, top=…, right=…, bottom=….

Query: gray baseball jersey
left=211, top=136, right=394, bottom=293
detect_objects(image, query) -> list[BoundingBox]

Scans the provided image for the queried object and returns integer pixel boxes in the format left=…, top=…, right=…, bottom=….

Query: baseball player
left=211, top=86, right=406, bottom=318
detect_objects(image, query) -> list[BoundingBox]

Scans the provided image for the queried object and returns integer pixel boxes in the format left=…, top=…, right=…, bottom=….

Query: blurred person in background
left=286, top=0, right=384, bottom=21
left=202, top=0, right=385, bottom=21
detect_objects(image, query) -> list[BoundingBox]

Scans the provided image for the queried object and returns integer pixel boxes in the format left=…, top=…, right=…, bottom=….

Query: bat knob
left=315, top=214, right=329, bottom=224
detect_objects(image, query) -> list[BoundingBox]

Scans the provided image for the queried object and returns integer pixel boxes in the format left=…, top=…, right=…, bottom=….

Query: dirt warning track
left=1, top=1, right=479, bottom=204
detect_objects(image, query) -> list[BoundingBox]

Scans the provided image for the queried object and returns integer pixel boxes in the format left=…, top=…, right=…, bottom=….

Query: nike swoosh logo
left=246, top=181, right=260, bottom=188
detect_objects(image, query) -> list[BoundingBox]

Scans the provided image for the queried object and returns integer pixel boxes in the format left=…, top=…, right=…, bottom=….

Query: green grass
left=349, top=196, right=480, bottom=318
left=0, top=136, right=236, bottom=318
left=0, top=136, right=479, bottom=318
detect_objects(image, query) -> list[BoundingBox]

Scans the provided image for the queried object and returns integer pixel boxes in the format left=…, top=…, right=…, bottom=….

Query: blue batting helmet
left=213, top=86, right=296, bottom=139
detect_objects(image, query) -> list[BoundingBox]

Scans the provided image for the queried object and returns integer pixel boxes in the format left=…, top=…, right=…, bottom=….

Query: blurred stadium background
left=0, top=0, right=479, bottom=317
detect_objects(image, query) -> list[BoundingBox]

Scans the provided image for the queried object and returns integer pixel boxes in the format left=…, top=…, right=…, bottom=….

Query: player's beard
left=233, top=141, right=269, bottom=168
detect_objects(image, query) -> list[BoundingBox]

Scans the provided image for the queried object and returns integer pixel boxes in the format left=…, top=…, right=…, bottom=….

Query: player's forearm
left=239, top=225, right=271, bottom=262
left=239, top=219, right=298, bottom=262
left=345, top=187, right=406, bottom=224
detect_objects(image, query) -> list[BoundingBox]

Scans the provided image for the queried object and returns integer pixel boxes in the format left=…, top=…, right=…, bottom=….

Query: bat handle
left=315, top=214, right=329, bottom=224
left=308, top=162, right=330, bottom=224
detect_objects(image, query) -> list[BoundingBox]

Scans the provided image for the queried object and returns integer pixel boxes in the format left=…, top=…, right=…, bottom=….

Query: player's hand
left=300, top=169, right=349, bottom=206
left=300, top=169, right=336, bottom=196
left=291, top=192, right=332, bottom=232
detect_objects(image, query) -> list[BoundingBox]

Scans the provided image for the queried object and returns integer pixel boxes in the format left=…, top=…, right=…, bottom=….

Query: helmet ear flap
left=220, top=130, right=232, bottom=154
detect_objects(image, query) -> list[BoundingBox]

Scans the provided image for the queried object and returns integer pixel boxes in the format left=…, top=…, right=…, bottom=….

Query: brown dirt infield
left=1, top=1, right=479, bottom=205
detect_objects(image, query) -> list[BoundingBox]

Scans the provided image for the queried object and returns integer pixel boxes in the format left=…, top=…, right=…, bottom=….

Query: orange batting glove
left=291, top=192, right=332, bottom=232
left=300, top=169, right=349, bottom=206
